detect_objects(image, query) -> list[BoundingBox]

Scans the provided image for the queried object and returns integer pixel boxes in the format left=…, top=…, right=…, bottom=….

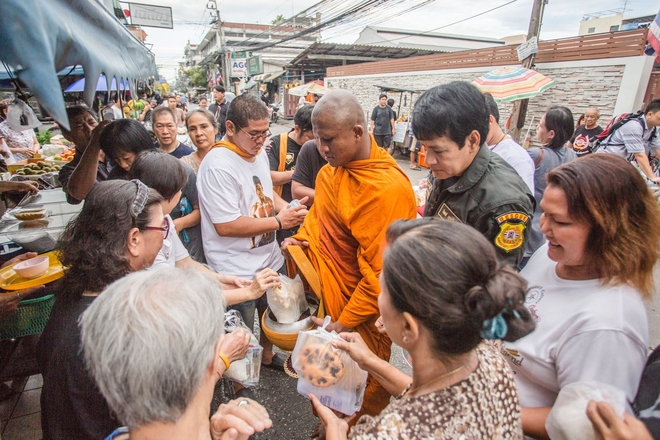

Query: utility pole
left=207, top=0, right=229, bottom=88
left=509, top=0, right=546, bottom=142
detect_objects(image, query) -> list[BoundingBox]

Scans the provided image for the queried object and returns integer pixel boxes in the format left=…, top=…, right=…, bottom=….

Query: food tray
left=0, top=251, right=65, bottom=290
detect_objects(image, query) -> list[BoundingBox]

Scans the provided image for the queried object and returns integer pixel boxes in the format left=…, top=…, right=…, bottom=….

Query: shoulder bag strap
left=534, top=148, right=546, bottom=168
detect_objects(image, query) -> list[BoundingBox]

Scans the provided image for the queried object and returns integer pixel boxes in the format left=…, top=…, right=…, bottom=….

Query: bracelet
left=274, top=215, right=282, bottom=230
left=218, top=352, right=231, bottom=371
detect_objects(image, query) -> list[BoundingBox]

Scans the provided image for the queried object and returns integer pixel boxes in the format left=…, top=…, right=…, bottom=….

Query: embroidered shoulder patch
left=494, top=211, right=528, bottom=252
left=435, top=203, right=462, bottom=223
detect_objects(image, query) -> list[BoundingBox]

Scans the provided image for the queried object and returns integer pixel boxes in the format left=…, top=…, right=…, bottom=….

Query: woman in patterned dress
left=311, top=218, right=536, bottom=439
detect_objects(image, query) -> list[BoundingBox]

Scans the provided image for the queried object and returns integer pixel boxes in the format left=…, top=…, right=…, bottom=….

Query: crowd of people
left=3, top=77, right=659, bottom=439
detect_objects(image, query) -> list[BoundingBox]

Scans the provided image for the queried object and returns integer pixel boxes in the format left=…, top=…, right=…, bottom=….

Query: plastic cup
left=243, top=345, right=263, bottom=387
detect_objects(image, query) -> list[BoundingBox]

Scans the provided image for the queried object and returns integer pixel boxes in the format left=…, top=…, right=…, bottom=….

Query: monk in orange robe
left=282, top=90, right=417, bottom=420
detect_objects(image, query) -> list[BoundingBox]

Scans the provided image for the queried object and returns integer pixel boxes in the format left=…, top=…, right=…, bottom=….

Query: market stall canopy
left=0, top=0, right=158, bottom=130
left=65, top=75, right=128, bottom=93
left=472, top=67, right=555, bottom=102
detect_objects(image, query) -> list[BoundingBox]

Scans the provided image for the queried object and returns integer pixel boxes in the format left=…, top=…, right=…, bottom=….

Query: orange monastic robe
left=294, top=137, right=417, bottom=417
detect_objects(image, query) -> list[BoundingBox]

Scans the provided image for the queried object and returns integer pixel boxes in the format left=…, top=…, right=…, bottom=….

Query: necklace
left=491, top=133, right=508, bottom=150
left=401, top=363, right=467, bottom=398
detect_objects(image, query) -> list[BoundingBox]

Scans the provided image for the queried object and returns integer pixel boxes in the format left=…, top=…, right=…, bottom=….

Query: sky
left=134, top=0, right=659, bottom=82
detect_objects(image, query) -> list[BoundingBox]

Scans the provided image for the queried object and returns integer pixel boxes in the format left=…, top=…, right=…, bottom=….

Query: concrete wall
left=325, top=56, right=652, bottom=146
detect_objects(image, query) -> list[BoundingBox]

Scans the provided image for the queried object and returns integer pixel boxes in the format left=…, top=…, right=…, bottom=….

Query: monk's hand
left=211, top=398, right=272, bottom=440
left=248, top=269, right=280, bottom=299
left=219, top=328, right=251, bottom=364
left=311, top=316, right=352, bottom=333
left=280, top=237, right=309, bottom=258
left=277, top=197, right=309, bottom=229
left=587, top=401, right=652, bottom=440
left=309, top=394, right=350, bottom=439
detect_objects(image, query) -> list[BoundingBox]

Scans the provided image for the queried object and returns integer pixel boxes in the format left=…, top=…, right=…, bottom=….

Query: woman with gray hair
left=37, top=180, right=259, bottom=440
left=81, top=268, right=272, bottom=440
left=183, top=108, right=220, bottom=174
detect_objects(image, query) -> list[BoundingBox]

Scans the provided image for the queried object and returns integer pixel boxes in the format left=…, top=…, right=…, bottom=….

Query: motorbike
left=270, top=103, right=280, bottom=124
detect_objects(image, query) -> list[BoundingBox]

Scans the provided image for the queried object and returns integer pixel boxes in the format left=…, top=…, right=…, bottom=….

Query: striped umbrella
left=472, top=66, right=555, bottom=102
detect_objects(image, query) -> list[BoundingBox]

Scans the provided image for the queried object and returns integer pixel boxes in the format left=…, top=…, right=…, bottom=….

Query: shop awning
left=252, top=70, right=287, bottom=83
left=0, top=0, right=158, bottom=129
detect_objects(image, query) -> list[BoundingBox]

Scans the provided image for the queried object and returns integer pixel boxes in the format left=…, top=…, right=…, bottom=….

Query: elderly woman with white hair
left=81, top=268, right=273, bottom=440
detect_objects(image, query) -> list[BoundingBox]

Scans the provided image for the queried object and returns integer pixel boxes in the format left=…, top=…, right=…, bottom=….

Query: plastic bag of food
left=546, top=381, right=627, bottom=440
left=222, top=310, right=262, bottom=387
left=267, top=274, right=309, bottom=324
left=291, top=316, right=368, bottom=415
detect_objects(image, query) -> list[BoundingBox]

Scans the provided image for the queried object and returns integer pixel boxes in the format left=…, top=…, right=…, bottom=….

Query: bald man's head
left=311, top=90, right=371, bottom=167
left=312, top=90, right=366, bottom=130
left=584, top=107, right=600, bottom=129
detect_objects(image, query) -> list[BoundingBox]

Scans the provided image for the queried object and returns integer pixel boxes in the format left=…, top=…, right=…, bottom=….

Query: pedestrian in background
left=369, top=94, right=396, bottom=151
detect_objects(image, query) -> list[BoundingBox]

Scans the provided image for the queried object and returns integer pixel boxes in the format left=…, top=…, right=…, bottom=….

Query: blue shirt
left=155, top=141, right=194, bottom=159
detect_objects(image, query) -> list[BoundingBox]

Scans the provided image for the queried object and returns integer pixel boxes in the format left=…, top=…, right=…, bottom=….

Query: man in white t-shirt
left=197, top=94, right=308, bottom=371
left=484, top=93, right=535, bottom=193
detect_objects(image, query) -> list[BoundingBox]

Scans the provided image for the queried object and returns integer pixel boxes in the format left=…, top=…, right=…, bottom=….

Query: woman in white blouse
left=502, top=154, right=660, bottom=439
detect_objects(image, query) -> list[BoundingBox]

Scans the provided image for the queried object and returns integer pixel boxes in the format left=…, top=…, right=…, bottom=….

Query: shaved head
left=311, top=89, right=371, bottom=167
left=312, top=90, right=366, bottom=130
left=584, top=107, right=600, bottom=129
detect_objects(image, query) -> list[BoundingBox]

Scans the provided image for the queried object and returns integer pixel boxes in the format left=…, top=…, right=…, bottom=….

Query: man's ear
left=354, top=124, right=365, bottom=139
left=466, top=130, right=482, bottom=152
left=225, top=120, right=236, bottom=137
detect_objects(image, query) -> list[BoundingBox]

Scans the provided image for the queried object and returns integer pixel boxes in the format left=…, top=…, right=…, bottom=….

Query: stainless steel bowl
left=263, top=295, right=319, bottom=334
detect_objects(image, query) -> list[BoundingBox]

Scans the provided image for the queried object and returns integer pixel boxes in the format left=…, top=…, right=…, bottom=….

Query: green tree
left=184, top=67, right=208, bottom=88
left=271, top=14, right=285, bottom=24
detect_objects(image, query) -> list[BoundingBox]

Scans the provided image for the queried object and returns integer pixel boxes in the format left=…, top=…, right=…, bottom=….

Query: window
left=610, top=25, right=619, bottom=32
left=588, top=27, right=596, bottom=33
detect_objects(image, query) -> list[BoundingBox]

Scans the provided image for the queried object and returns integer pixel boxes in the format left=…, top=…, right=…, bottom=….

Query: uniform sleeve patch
left=494, top=211, right=528, bottom=252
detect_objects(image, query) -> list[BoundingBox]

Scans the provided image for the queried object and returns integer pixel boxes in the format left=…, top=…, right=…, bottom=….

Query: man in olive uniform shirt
left=414, top=82, right=534, bottom=267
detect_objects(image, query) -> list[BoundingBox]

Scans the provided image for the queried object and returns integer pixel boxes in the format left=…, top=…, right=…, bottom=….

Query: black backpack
left=633, top=345, right=660, bottom=438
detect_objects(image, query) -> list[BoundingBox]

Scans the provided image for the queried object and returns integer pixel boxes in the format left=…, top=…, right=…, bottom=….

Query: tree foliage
left=184, top=67, right=208, bottom=88
left=272, top=14, right=285, bottom=24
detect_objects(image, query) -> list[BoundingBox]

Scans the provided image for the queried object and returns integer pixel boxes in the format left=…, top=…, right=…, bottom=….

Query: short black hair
left=543, top=106, right=574, bottom=150
left=645, top=98, right=660, bottom=114
left=61, top=106, right=97, bottom=136
left=99, top=119, right=156, bottom=161
left=226, top=94, right=269, bottom=129
left=293, top=105, right=313, bottom=132
left=379, top=94, right=387, bottom=100
left=387, top=98, right=395, bottom=107
left=213, top=85, right=225, bottom=93
left=128, top=150, right=188, bottom=200
left=483, top=93, right=500, bottom=123
left=412, top=81, right=489, bottom=149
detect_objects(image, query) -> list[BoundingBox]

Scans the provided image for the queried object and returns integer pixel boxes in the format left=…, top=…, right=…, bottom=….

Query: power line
left=369, top=0, right=519, bottom=45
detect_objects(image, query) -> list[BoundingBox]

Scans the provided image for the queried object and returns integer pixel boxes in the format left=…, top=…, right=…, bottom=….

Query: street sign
left=516, top=37, right=538, bottom=61
left=247, top=56, right=263, bottom=76
left=231, top=58, right=247, bottom=77
left=231, top=51, right=247, bottom=59
left=125, top=2, right=173, bottom=29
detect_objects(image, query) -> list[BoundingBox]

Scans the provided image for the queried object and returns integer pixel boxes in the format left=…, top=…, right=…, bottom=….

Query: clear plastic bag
left=546, top=381, right=627, bottom=440
left=222, top=310, right=262, bottom=387
left=266, top=274, right=309, bottom=324
left=0, top=139, right=15, bottom=165
left=292, top=316, right=368, bottom=415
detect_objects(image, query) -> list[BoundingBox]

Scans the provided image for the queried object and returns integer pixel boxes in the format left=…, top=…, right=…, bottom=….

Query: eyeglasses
left=234, top=123, right=271, bottom=141
left=142, top=219, right=170, bottom=239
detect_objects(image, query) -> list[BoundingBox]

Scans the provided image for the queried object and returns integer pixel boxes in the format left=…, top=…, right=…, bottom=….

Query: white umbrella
left=288, top=82, right=331, bottom=97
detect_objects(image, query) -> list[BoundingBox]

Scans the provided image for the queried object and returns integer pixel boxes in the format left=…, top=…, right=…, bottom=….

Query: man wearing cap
left=209, top=85, right=228, bottom=138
